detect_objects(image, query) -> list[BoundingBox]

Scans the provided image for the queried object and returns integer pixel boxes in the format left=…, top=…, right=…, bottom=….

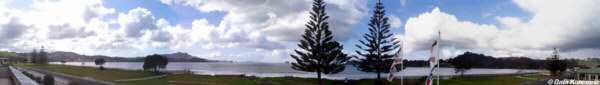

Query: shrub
left=21, top=71, right=33, bottom=78
left=43, top=75, right=54, bottom=85
left=35, top=77, right=42, bottom=83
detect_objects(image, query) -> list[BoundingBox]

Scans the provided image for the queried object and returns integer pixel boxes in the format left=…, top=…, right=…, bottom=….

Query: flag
left=387, top=65, right=396, bottom=81
left=425, top=67, right=435, bottom=85
left=387, top=43, right=404, bottom=82
left=425, top=34, right=440, bottom=85
left=429, top=39, right=439, bottom=68
left=393, top=47, right=403, bottom=64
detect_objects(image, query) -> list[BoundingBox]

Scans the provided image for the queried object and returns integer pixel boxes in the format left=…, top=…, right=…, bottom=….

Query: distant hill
left=19, top=51, right=214, bottom=62
left=0, top=51, right=28, bottom=62
left=576, top=58, right=600, bottom=68
left=162, top=52, right=190, bottom=59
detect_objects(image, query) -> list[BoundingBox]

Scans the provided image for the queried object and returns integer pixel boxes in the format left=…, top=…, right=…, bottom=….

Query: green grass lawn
left=14, top=63, right=257, bottom=85
left=263, top=77, right=423, bottom=85
left=13, top=63, right=543, bottom=85
left=434, top=76, right=535, bottom=85
left=166, top=74, right=257, bottom=85
left=14, top=63, right=167, bottom=85
left=262, top=76, right=537, bottom=85
left=522, top=74, right=550, bottom=79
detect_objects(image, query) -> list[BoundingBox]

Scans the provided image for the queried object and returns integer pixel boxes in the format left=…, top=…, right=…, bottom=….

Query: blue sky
left=0, top=0, right=599, bottom=62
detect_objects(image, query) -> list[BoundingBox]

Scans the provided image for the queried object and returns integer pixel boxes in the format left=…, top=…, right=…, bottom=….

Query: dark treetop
left=290, top=0, right=351, bottom=83
left=354, top=0, right=400, bottom=80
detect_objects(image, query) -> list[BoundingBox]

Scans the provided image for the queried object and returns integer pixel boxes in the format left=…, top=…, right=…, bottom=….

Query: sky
left=0, top=0, right=599, bottom=63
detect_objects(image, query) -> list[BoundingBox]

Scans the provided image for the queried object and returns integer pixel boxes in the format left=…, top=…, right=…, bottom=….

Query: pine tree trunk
left=317, top=71, right=322, bottom=84
left=377, top=69, right=381, bottom=84
left=377, top=70, right=381, bottom=80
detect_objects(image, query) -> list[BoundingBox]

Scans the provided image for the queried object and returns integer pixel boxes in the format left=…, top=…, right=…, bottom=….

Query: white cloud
left=482, top=13, right=491, bottom=18
left=160, top=0, right=172, bottom=5
left=187, top=19, right=284, bottom=50
left=562, top=48, right=600, bottom=59
left=402, top=7, right=498, bottom=55
left=495, top=16, right=521, bottom=26
left=118, top=7, right=157, bottom=38
left=0, top=0, right=118, bottom=53
left=171, top=0, right=368, bottom=44
left=389, top=15, right=402, bottom=28
left=0, top=17, right=30, bottom=40
left=46, top=24, right=96, bottom=39
left=441, top=49, right=464, bottom=59
left=197, top=49, right=295, bottom=63
left=400, top=0, right=600, bottom=59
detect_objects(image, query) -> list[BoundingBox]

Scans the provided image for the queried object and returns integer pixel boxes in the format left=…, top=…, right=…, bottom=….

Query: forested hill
left=17, top=51, right=215, bottom=62
left=347, top=52, right=585, bottom=69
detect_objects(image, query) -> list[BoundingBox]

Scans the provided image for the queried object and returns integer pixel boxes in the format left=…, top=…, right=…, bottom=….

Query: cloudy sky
left=0, top=0, right=599, bottom=62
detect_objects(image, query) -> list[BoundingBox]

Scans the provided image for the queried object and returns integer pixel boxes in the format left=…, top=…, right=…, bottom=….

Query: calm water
left=50, top=62, right=545, bottom=79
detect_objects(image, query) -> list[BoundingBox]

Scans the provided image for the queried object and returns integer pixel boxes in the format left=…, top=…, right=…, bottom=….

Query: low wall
left=9, top=66, right=38, bottom=85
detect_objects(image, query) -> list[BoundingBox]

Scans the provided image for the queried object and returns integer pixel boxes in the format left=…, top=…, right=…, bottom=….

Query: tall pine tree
left=39, top=46, right=48, bottom=65
left=31, top=49, right=37, bottom=63
left=354, top=0, right=400, bottom=83
left=290, top=0, right=350, bottom=84
left=547, top=48, right=566, bottom=76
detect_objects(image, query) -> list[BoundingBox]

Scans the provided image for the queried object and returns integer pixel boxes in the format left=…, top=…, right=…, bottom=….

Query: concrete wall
left=9, top=66, right=38, bottom=85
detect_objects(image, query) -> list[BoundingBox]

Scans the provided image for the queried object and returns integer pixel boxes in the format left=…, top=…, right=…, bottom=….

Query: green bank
left=13, top=63, right=546, bottom=85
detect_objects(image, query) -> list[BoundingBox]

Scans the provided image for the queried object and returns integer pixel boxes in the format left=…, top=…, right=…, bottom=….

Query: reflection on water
left=50, top=62, right=545, bottom=79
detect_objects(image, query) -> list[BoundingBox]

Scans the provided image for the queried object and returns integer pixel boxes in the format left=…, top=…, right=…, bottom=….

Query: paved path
left=19, top=68, right=71, bottom=85
left=115, top=74, right=166, bottom=82
left=0, top=66, right=14, bottom=85
left=18, top=67, right=118, bottom=85
left=516, top=73, right=575, bottom=85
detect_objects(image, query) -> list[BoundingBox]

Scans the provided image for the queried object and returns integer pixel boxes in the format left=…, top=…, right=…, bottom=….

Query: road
left=17, top=67, right=118, bottom=85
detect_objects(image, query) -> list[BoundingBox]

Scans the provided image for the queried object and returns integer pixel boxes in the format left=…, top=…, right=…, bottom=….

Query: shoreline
left=47, top=63, right=546, bottom=80
left=14, top=63, right=551, bottom=85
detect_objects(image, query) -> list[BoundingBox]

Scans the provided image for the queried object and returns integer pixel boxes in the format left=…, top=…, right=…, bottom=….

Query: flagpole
left=401, top=41, right=404, bottom=85
left=436, top=31, right=440, bottom=85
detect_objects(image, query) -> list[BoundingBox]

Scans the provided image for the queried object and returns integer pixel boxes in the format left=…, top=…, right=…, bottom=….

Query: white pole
left=437, top=31, right=440, bottom=85
left=401, top=41, right=404, bottom=85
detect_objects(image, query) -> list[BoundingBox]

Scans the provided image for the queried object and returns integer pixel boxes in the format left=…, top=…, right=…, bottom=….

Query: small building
left=0, top=58, right=8, bottom=65
left=577, top=67, right=600, bottom=81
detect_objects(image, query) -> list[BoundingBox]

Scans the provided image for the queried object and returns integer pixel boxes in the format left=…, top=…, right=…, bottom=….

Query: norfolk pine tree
left=31, top=49, right=37, bottom=63
left=290, top=0, right=351, bottom=84
left=354, top=0, right=401, bottom=83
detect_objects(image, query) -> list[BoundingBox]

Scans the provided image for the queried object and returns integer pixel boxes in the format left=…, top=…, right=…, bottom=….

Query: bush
left=43, top=75, right=54, bottom=85
left=21, top=71, right=32, bottom=78
left=35, top=77, right=42, bottom=83
left=68, top=81, right=80, bottom=85
left=99, top=66, right=105, bottom=70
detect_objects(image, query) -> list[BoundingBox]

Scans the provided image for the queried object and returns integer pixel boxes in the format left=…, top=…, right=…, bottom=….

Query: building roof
left=578, top=67, right=600, bottom=74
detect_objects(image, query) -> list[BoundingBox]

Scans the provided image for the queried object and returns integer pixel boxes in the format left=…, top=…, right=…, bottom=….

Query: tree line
left=88, top=54, right=169, bottom=74
left=26, top=47, right=170, bottom=74
left=30, top=46, right=49, bottom=65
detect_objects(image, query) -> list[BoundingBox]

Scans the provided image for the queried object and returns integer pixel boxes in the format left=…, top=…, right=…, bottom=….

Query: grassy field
left=15, top=63, right=166, bottom=85
left=14, top=63, right=546, bottom=85
left=14, top=63, right=257, bottom=85
left=435, top=76, right=535, bottom=85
